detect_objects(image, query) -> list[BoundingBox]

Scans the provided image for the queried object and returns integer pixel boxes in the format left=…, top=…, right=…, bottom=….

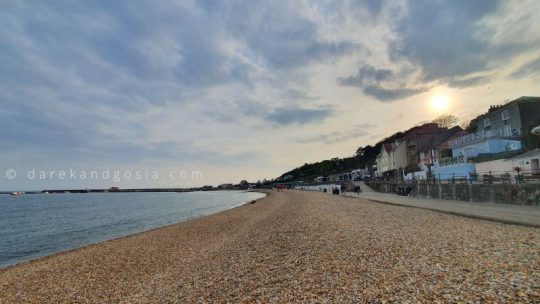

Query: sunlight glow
left=431, top=95, right=450, bottom=112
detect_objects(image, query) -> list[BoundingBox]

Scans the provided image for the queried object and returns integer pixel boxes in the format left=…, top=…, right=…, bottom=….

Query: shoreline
left=1, top=190, right=537, bottom=302
left=0, top=190, right=268, bottom=271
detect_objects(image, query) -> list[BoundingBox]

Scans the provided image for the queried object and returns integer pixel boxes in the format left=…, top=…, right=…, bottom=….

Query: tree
left=355, top=146, right=365, bottom=157
left=461, top=119, right=478, bottom=133
left=460, top=120, right=471, bottom=130
left=432, top=114, right=458, bottom=128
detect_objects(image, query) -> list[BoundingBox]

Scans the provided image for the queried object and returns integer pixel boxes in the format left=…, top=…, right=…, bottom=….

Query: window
left=483, top=118, right=491, bottom=127
left=501, top=110, right=510, bottom=121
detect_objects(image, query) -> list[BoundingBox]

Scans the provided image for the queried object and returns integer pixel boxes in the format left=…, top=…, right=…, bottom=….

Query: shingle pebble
left=0, top=190, right=538, bottom=303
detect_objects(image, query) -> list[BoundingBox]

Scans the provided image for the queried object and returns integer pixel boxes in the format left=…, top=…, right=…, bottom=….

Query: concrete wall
left=432, top=163, right=476, bottom=180
left=404, top=170, right=427, bottom=181
left=366, top=181, right=540, bottom=205
left=294, top=183, right=341, bottom=193
left=475, top=159, right=514, bottom=176
left=512, top=150, right=540, bottom=173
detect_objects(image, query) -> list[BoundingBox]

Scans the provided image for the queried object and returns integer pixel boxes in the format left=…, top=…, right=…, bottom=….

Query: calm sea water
left=0, top=191, right=265, bottom=268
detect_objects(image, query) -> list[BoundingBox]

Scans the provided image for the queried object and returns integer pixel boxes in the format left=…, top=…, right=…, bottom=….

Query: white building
left=511, top=149, right=540, bottom=175
left=375, top=140, right=407, bottom=176
left=474, top=149, right=540, bottom=182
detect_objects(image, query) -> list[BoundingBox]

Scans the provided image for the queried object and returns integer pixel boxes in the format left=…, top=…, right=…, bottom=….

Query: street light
left=532, top=125, right=540, bottom=136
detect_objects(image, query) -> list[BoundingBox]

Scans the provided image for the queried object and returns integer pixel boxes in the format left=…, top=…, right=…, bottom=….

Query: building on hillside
left=418, top=126, right=466, bottom=171
left=375, top=143, right=392, bottom=176
left=391, top=139, right=408, bottom=172
left=404, top=123, right=450, bottom=168
left=375, top=139, right=407, bottom=179
left=449, top=96, right=540, bottom=160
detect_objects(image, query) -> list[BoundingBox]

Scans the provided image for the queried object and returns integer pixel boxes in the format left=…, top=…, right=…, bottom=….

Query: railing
left=439, top=155, right=465, bottom=166
left=369, top=168, right=540, bottom=185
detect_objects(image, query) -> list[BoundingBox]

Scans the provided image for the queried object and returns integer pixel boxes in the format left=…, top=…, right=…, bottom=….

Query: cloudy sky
left=1, top=0, right=539, bottom=190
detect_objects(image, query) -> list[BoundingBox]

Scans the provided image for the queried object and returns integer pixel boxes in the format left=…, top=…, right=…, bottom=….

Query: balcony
left=439, top=155, right=465, bottom=167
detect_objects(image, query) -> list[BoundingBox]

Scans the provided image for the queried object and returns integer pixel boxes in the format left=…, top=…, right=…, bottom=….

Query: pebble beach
left=1, top=190, right=538, bottom=303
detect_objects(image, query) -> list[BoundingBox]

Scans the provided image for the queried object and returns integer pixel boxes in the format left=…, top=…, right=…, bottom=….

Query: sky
left=1, top=0, right=539, bottom=190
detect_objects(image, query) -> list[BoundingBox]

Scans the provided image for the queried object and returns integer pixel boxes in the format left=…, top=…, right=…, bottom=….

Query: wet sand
left=1, top=190, right=538, bottom=303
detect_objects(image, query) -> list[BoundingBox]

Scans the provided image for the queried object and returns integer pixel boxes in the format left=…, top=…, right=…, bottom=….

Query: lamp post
left=532, top=125, right=540, bottom=136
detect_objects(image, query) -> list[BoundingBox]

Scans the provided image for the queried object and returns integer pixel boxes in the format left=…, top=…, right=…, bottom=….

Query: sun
left=431, top=95, right=450, bottom=112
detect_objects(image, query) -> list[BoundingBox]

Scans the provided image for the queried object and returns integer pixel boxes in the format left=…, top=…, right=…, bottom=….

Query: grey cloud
left=390, top=0, right=503, bottom=81
left=265, top=106, right=333, bottom=125
left=339, top=65, right=393, bottom=86
left=340, top=0, right=535, bottom=96
left=508, top=56, right=540, bottom=79
left=298, top=123, right=375, bottom=144
left=283, top=88, right=319, bottom=101
left=210, top=1, right=365, bottom=69
left=339, top=65, right=430, bottom=101
left=363, top=85, right=429, bottom=101
left=361, top=0, right=384, bottom=15
left=446, top=74, right=493, bottom=88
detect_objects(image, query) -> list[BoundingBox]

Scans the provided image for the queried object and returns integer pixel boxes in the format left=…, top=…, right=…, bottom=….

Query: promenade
left=343, top=182, right=540, bottom=227
left=1, top=190, right=538, bottom=303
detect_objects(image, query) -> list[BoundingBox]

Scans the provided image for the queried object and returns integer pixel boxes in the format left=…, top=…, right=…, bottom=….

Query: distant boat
left=10, top=192, right=23, bottom=196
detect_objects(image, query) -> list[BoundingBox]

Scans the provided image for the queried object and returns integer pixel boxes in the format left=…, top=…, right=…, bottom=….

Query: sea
left=0, top=191, right=265, bottom=268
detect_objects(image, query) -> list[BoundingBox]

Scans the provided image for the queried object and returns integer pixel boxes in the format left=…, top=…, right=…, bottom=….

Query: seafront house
left=403, top=123, right=449, bottom=168
left=377, top=124, right=451, bottom=180
left=375, top=140, right=408, bottom=179
left=375, top=143, right=393, bottom=176
left=427, top=96, right=540, bottom=181
left=391, top=139, right=408, bottom=179
left=404, top=127, right=471, bottom=181
left=449, top=96, right=540, bottom=160
left=418, top=126, right=466, bottom=171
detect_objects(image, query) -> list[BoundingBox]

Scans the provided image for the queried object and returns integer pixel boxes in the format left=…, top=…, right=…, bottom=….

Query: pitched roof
left=418, top=126, right=465, bottom=152
left=471, top=96, right=540, bottom=122
left=509, top=148, right=540, bottom=160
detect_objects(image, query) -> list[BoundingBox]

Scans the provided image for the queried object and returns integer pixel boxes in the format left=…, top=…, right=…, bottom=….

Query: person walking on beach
left=355, top=185, right=361, bottom=194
